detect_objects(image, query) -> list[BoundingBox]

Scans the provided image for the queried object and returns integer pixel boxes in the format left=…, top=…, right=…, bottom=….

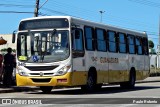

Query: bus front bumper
left=16, top=72, right=72, bottom=86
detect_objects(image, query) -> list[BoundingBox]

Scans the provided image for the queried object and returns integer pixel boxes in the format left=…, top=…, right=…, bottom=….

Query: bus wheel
left=95, top=84, right=103, bottom=90
left=40, top=86, right=53, bottom=93
left=120, top=69, right=135, bottom=89
left=81, top=71, right=96, bottom=92
left=128, top=69, right=136, bottom=88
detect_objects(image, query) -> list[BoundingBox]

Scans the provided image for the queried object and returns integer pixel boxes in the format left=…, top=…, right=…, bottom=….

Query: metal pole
left=34, top=0, right=40, bottom=17
left=158, top=16, right=160, bottom=69
left=99, top=11, right=105, bottom=23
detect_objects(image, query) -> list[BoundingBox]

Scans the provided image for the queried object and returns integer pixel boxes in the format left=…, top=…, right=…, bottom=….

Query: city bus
left=12, top=16, right=150, bottom=93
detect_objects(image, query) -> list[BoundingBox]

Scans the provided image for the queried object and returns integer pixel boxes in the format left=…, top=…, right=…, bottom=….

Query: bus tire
left=81, top=71, right=96, bottom=92
left=120, top=68, right=136, bottom=89
left=40, top=86, right=53, bottom=94
left=128, top=69, right=136, bottom=88
left=95, top=84, right=103, bottom=90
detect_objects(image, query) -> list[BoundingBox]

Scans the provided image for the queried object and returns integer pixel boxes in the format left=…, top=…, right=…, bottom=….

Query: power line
left=128, top=0, right=160, bottom=8
left=0, top=11, right=34, bottom=14
left=0, top=4, right=35, bottom=7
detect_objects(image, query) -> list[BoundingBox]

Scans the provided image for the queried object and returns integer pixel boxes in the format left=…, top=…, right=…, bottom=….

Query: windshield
left=17, top=30, right=70, bottom=63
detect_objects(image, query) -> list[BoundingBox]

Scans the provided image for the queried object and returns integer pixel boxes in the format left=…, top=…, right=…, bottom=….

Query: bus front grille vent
left=31, top=78, right=51, bottom=83
left=29, top=73, right=54, bottom=76
left=25, top=66, right=59, bottom=71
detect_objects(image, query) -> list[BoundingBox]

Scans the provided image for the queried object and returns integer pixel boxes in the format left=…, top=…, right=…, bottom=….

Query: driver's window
left=21, top=35, right=25, bottom=56
left=72, top=29, right=84, bottom=51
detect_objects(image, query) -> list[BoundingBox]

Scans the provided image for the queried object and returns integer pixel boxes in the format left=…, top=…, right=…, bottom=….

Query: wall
left=0, top=34, right=16, bottom=54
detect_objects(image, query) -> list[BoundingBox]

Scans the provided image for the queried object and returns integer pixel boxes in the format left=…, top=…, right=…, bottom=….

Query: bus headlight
left=18, top=69, right=29, bottom=76
left=56, top=65, right=71, bottom=76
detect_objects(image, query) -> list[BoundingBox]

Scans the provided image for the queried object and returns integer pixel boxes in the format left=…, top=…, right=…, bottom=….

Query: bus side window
left=107, top=31, right=117, bottom=52
left=127, top=34, right=135, bottom=54
left=143, top=38, right=149, bottom=55
left=118, top=33, right=127, bottom=53
left=72, top=29, right=84, bottom=58
left=96, top=28, right=107, bottom=52
left=84, top=26, right=95, bottom=51
left=135, top=36, right=142, bottom=55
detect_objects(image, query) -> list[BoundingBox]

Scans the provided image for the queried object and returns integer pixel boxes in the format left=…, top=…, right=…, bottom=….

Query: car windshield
left=17, top=30, right=70, bottom=63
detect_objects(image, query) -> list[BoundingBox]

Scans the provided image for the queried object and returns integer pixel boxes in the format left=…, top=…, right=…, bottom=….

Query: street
left=0, top=82, right=160, bottom=107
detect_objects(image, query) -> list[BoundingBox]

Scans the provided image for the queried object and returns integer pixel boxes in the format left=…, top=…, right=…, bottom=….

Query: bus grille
left=32, top=78, right=51, bottom=83
left=29, top=73, right=54, bottom=76
left=25, top=66, right=58, bottom=71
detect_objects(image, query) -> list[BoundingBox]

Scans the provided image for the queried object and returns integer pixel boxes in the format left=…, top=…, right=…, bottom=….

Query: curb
left=136, top=80, right=160, bottom=84
left=0, top=80, right=160, bottom=93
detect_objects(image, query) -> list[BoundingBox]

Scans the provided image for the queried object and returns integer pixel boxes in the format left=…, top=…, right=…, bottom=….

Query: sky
left=0, top=0, right=160, bottom=48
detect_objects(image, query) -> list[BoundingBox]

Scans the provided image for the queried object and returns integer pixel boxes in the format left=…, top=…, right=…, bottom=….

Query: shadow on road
left=26, top=84, right=160, bottom=95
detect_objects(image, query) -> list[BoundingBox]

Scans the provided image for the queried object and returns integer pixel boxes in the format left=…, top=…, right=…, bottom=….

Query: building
left=0, top=34, right=16, bottom=54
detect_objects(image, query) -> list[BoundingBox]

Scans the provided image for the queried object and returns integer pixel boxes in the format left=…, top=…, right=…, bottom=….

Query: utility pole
left=159, top=15, right=160, bottom=51
left=99, top=10, right=105, bottom=23
left=34, top=0, right=40, bottom=17
left=158, top=15, right=160, bottom=68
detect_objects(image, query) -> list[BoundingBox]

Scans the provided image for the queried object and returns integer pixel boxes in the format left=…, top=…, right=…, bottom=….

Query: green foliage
left=148, top=40, right=154, bottom=49
left=1, top=48, right=16, bottom=52
left=1, top=48, right=7, bottom=52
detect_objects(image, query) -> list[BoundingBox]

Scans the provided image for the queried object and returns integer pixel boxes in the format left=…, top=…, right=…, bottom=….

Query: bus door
left=71, top=28, right=86, bottom=85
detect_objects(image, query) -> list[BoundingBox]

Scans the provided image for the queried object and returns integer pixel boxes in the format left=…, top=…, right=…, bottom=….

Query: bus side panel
left=96, top=52, right=109, bottom=84
left=128, top=54, right=144, bottom=81
left=72, top=57, right=87, bottom=86
left=134, top=55, right=144, bottom=80
left=108, top=53, right=127, bottom=83
left=143, top=55, right=150, bottom=79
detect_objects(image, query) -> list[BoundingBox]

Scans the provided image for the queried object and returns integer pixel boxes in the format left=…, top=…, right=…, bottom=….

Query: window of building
left=96, top=28, right=107, bottom=51
left=118, top=33, right=127, bottom=53
left=127, top=34, right=135, bottom=54
left=108, top=31, right=117, bottom=52
left=84, top=26, right=95, bottom=50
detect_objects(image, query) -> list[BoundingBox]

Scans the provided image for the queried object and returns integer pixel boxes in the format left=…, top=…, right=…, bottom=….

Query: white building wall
left=0, top=34, right=16, bottom=54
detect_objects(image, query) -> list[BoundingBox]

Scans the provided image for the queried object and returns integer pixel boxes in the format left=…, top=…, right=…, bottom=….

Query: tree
left=148, top=40, right=154, bottom=49
left=148, top=40, right=156, bottom=54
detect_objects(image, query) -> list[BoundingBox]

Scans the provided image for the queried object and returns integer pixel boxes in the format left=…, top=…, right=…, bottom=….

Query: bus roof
left=20, top=16, right=147, bottom=37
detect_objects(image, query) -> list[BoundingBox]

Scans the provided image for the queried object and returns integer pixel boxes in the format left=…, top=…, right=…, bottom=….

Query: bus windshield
left=17, top=30, right=70, bottom=63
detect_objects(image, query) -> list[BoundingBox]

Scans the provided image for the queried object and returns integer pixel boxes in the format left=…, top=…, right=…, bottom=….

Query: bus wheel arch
left=129, top=67, right=136, bottom=88
left=81, top=67, right=97, bottom=92
left=120, top=67, right=136, bottom=89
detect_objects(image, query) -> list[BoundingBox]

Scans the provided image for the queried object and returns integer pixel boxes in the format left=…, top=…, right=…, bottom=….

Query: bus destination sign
left=19, top=18, right=69, bottom=30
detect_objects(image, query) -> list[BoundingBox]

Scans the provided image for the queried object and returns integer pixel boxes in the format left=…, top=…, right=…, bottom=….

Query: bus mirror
left=12, top=30, right=16, bottom=43
left=75, top=30, right=80, bottom=39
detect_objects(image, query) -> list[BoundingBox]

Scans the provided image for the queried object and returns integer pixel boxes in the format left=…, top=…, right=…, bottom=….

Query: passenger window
left=143, top=38, right=149, bottom=55
left=84, top=26, right=95, bottom=51
left=135, top=37, right=142, bottom=55
left=127, top=34, right=135, bottom=54
left=119, top=33, right=126, bottom=53
left=108, top=31, right=117, bottom=52
left=96, top=28, right=107, bottom=51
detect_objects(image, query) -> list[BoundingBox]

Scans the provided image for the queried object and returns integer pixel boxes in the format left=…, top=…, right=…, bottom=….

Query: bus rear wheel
left=120, top=69, right=136, bottom=89
left=40, top=86, right=53, bottom=93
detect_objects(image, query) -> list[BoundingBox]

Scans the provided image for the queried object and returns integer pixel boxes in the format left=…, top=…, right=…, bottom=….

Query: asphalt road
left=0, top=82, right=160, bottom=107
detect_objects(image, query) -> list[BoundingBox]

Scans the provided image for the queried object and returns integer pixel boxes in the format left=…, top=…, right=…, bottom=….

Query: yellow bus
left=12, top=16, right=150, bottom=93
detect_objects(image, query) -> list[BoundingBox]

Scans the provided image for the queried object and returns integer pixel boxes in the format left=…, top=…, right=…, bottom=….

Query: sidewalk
left=0, top=77, right=160, bottom=93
